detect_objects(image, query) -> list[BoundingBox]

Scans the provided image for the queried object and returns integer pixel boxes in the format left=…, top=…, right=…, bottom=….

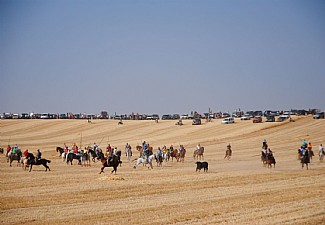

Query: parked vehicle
left=3, top=113, right=12, bottom=119
left=40, top=113, right=49, bottom=119
left=192, top=118, right=201, bottom=125
left=59, top=114, right=67, bottom=119
left=221, top=117, right=234, bottom=124
left=162, top=114, right=173, bottom=120
left=172, top=114, right=180, bottom=120
left=12, top=114, right=19, bottom=119
left=20, top=113, right=30, bottom=119
left=241, top=114, right=251, bottom=120
left=265, top=116, right=275, bottom=122
left=253, top=116, right=262, bottom=123
left=277, top=115, right=289, bottom=122
left=313, top=112, right=324, bottom=119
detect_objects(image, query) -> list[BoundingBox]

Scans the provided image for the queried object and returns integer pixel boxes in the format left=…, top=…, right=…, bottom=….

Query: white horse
left=319, top=148, right=324, bottom=162
left=61, top=152, right=67, bottom=162
left=133, top=155, right=155, bottom=169
left=125, top=147, right=132, bottom=162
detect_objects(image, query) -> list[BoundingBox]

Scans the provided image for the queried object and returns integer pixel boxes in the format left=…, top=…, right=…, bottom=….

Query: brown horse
left=169, top=149, right=178, bottom=162
left=224, top=149, right=232, bottom=160
left=266, top=154, right=276, bottom=168
left=301, top=150, right=310, bottom=170
left=136, top=145, right=143, bottom=158
left=261, top=151, right=267, bottom=166
left=177, top=149, right=186, bottom=162
left=193, top=147, right=204, bottom=160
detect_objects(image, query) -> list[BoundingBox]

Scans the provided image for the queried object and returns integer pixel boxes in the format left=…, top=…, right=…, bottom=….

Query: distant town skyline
left=1, top=0, right=325, bottom=115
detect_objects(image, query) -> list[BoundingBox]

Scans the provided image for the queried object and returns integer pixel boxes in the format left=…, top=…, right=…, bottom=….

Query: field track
left=1, top=116, right=324, bottom=224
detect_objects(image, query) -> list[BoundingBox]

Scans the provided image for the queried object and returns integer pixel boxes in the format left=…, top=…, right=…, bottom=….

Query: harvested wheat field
left=0, top=116, right=324, bottom=225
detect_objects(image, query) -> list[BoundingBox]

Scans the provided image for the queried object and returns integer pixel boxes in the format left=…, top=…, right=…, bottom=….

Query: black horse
left=26, top=153, right=51, bottom=172
left=87, top=147, right=98, bottom=162
left=56, top=147, right=64, bottom=157
left=66, top=153, right=82, bottom=165
left=97, top=152, right=121, bottom=174
left=155, top=154, right=163, bottom=167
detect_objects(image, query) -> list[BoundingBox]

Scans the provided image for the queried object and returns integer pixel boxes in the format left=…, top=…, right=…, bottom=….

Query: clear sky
left=1, top=0, right=324, bottom=115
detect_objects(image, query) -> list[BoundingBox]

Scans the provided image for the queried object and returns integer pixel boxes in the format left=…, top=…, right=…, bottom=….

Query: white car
left=241, top=114, right=251, bottom=120
left=221, top=117, right=235, bottom=124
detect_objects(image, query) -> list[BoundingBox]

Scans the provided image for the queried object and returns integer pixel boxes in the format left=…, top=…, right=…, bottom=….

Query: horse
left=87, top=147, right=98, bottom=162
left=56, top=147, right=64, bottom=157
left=155, top=154, right=163, bottom=167
left=81, top=152, right=91, bottom=167
left=169, top=149, right=178, bottom=162
left=301, top=151, right=310, bottom=170
left=266, top=154, right=276, bottom=168
left=224, top=148, right=232, bottom=160
left=177, top=149, right=186, bottom=162
left=97, top=152, right=120, bottom=174
left=261, top=151, right=267, bottom=166
left=193, top=147, right=204, bottom=160
left=319, top=148, right=324, bottom=162
left=163, top=149, right=170, bottom=162
left=136, top=145, right=143, bottom=157
left=66, top=153, right=82, bottom=165
left=26, top=154, right=51, bottom=172
left=125, top=147, right=132, bottom=162
left=0, top=148, right=4, bottom=154
left=133, top=155, right=155, bottom=169
left=309, top=149, right=314, bottom=162
left=8, top=149, right=22, bottom=167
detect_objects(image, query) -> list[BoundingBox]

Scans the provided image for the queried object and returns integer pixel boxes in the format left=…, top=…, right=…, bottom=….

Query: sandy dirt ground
left=0, top=116, right=324, bottom=225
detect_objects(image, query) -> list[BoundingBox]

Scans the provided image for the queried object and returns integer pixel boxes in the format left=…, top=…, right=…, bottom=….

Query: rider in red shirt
left=23, top=149, right=29, bottom=157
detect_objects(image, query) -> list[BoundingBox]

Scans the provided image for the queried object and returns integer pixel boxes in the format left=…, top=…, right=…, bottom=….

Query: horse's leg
left=99, top=167, right=105, bottom=174
left=306, top=163, right=308, bottom=170
left=29, top=164, right=33, bottom=172
left=44, top=163, right=50, bottom=171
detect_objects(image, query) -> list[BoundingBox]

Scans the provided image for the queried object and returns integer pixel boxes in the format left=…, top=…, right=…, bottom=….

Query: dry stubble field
left=0, top=116, right=324, bottom=225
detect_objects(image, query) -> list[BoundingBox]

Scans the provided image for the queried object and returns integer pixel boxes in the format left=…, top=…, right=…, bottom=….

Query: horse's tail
left=132, top=158, right=138, bottom=162
left=47, top=160, right=51, bottom=163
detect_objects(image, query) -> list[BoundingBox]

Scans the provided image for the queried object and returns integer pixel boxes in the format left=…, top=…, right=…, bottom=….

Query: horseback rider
left=94, top=142, right=99, bottom=155
left=142, top=141, right=149, bottom=162
left=106, top=144, right=112, bottom=155
left=178, top=145, right=184, bottom=156
left=262, top=139, right=268, bottom=149
left=156, top=147, right=162, bottom=158
left=301, top=139, right=308, bottom=149
left=227, top=144, right=232, bottom=151
left=36, top=149, right=42, bottom=163
left=197, top=143, right=201, bottom=151
left=23, top=149, right=29, bottom=158
left=261, top=146, right=267, bottom=156
left=12, top=145, right=18, bottom=155
left=125, top=143, right=131, bottom=156
left=267, top=148, right=274, bottom=159
left=6, top=145, right=11, bottom=156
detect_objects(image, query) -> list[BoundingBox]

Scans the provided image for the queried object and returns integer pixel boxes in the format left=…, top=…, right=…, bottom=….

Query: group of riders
left=260, top=138, right=324, bottom=169
left=142, top=141, right=187, bottom=161
left=261, top=139, right=275, bottom=163
left=298, top=139, right=324, bottom=165
left=6, top=144, right=42, bottom=163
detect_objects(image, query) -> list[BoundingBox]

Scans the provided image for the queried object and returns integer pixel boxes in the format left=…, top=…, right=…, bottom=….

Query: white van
left=221, top=117, right=235, bottom=124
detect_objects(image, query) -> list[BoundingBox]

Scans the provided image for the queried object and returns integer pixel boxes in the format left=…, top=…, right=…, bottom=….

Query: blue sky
left=1, top=0, right=325, bottom=115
